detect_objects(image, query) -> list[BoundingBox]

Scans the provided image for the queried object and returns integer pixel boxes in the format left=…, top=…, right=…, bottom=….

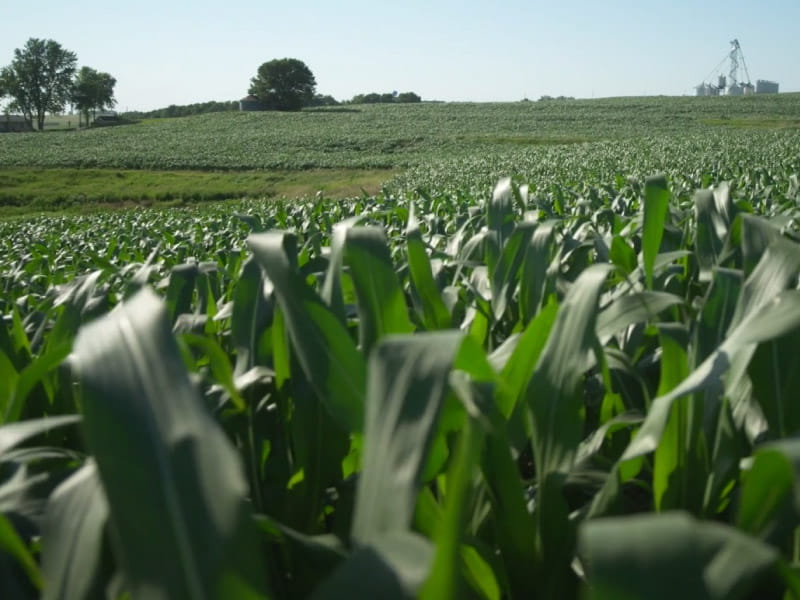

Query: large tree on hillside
left=72, top=66, right=117, bottom=126
left=249, top=58, right=316, bottom=111
left=0, top=38, right=77, bottom=130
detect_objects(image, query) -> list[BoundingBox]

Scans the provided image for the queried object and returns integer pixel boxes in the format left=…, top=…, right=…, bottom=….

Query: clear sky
left=1, top=0, right=798, bottom=111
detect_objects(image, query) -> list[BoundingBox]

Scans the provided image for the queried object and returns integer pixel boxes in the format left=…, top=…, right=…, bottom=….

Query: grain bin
left=755, top=80, right=779, bottom=94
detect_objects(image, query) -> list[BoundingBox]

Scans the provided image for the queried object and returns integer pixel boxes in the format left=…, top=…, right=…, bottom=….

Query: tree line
left=245, top=58, right=421, bottom=111
left=0, top=43, right=423, bottom=128
left=125, top=100, right=240, bottom=120
left=0, top=38, right=117, bottom=130
left=349, top=91, right=421, bottom=104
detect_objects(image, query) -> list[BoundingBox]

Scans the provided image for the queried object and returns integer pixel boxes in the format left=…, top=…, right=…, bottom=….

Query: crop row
left=0, top=96, right=799, bottom=171
left=2, top=141, right=800, bottom=597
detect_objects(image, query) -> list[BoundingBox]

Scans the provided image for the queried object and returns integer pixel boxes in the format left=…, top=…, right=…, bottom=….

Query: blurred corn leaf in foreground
left=72, top=289, right=269, bottom=599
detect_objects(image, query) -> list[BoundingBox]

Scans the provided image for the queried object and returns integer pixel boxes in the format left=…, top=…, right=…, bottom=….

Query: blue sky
left=1, top=0, right=797, bottom=111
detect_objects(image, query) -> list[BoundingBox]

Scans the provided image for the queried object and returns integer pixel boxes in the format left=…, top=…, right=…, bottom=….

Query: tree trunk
left=22, top=109, right=34, bottom=131
left=36, top=109, right=45, bottom=131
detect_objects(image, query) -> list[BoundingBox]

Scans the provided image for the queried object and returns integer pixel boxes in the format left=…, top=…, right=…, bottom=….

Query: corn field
left=2, top=105, right=800, bottom=599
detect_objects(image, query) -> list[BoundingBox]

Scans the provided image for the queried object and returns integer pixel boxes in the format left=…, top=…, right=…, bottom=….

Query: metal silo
left=755, top=80, right=779, bottom=94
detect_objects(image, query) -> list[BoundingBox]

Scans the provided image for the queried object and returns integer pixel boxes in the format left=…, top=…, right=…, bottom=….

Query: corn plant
left=1, top=128, right=800, bottom=598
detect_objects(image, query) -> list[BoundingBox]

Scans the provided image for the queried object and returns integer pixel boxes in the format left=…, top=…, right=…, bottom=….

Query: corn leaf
left=72, top=288, right=268, bottom=600
left=344, top=226, right=414, bottom=354
left=249, top=231, right=365, bottom=433
left=0, top=415, right=81, bottom=458
left=41, top=462, right=109, bottom=600
left=313, top=531, right=433, bottom=600
left=352, top=331, right=462, bottom=545
left=0, top=512, right=41, bottom=592
left=581, top=512, right=782, bottom=600
left=596, top=291, right=683, bottom=344
left=519, top=221, right=557, bottom=324
left=421, top=376, right=487, bottom=600
left=737, top=440, right=800, bottom=547
left=641, top=175, right=670, bottom=289
left=526, top=263, right=612, bottom=477
left=230, top=256, right=272, bottom=377
left=406, top=206, right=451, bottom=330
left=164, top=262, right=198, bottom=323
left=490, top=222, right=535, bottom=320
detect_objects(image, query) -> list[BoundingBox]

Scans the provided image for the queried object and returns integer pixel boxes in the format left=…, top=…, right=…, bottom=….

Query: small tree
left=248, top=58, right=316, bottom=111
left=72, top=66, right=117, bottom=126
left=0, top=38, right=77, bottom=130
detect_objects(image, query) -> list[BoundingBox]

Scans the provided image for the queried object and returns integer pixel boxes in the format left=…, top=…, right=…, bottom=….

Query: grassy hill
left=2, top=95, right=799, bottom=171
left=1, top=94, right=798, bottom=214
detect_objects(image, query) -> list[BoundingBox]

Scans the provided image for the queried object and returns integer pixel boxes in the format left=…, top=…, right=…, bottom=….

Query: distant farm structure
left=0, top=115, right=33, bottom=133
left=696, top=39, right=779, bottom=96
left=239, top=95, right=265, bottom=111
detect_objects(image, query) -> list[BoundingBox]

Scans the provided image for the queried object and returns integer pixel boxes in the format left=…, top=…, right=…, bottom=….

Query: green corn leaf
left=287, top=370, right=351, bottom=534
left=737, top=440, right=800, bottom=547
left=748, top=325, right=800, bottom=438
left=181, top=333, right=245, bottom=412
left=352, top=331, right=462, bottom=546
left=230, top=256, right=272, bottom=377
left=3, top=344, right=72, bottom=424
left=703, top=397, right=746, bottom=517
left=406, top=206, right=451, bottom=330
left=72, top=288, right=268, bottom=600
left=249, top=231, right=365, bottom=433
left=344, top=226, right=414, bottom=354
left=614, top=235, right=800, bottom=472
left=580, top=512, right=783, bottom=600
left=490, top=222, right=535, bottom=320
left=47, top=270, right=104, bottom=355
left=525, top=263, right=612, bottom=477
left=321, top=215, right=364, bottom=323
left=641, top=175, right=670, bottom=290
left=711, top=181, right=735, bottom=226
left=730, top=237, right=800, bottom=332
left=10, top=306, right=31, bottom=364
left=485, top=178, right=516, bottom=278
left=652, top=323, right=702, bottom=513
left=0, top=350, right=17, bottom=416
left=0, top=512, right=42, bottom=592
left=164, top=262, right=198, bottom=323
left=0, top=415, right=81, bottom=458
left=41, top=462, right=109, bottom=600
left=519, top=221, right=557, bottom=324
left=254, top=515, right=346, bottom=597
left=497, top=298, right=558, bottom=418
left=421, top=376, right=487, bottom=600
left=739, top=213, right=780, bottom=277
left=608, top=234, right=637, bottom=277
left=598, top=289, right=800, bottom=513
left=694, top=189, right=726, bottom=282
left=478, top=394, right=538, bottom=599
left=272, top=305, right=290, bottom=389
left=312, top=531, right=433, bottom=600
left=461, top=545, right=500, bottom=600
left=0, top=319, right=23, bottom=372
left=596, top=291, right=683, bottom=344
left=694, top=268, right=742, bottom=365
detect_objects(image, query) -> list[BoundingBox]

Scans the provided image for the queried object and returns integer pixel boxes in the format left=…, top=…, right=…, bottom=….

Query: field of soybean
left=2, top=95, right=800, bottom=599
